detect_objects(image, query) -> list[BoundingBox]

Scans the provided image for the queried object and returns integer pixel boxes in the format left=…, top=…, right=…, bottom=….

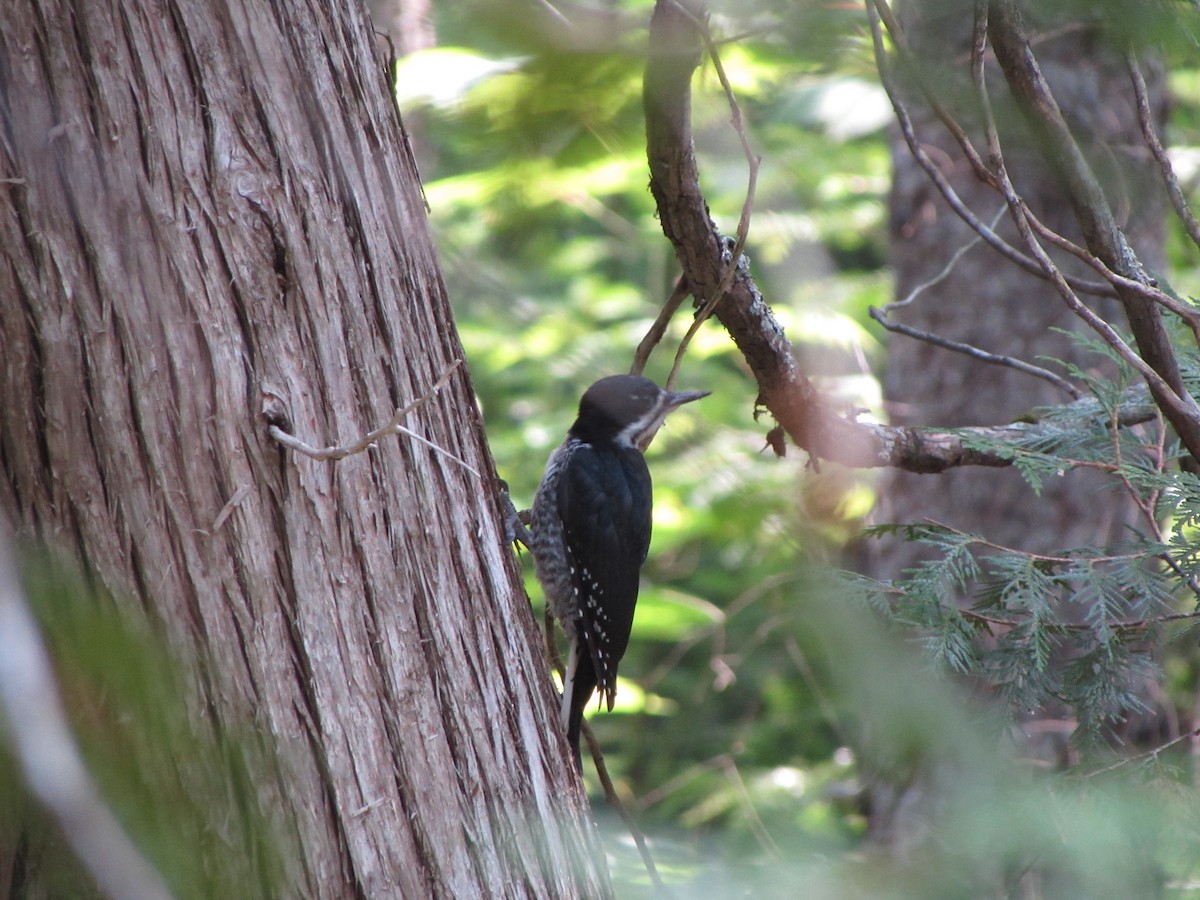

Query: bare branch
left=1128, top=53, right=1200, bottom=253
left=0, top=533, right=173, bottom=900
left=265, top=360, right=480, bottom=478
left=872, top=203, right=1080, bottom=397
left=869, top=306, right=1082, bottom=399
left=719, top=755, right=783, bottom=858
left=987, top=0, right=1200, bottom=464
left=882, top=205, right=1002, bottom=313
left=632, top=276, right=689, bottom=377
left=866, top=0, right=1116, bottom=299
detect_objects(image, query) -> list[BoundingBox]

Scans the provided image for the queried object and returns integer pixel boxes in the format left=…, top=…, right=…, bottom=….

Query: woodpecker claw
left=498, top=483, right=533, bottom=549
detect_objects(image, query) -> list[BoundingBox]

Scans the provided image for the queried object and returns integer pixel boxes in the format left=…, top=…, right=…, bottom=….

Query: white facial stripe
left=615, top=392, right=671, bottom=448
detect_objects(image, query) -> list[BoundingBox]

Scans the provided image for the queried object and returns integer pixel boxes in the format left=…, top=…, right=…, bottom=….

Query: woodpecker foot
left=498, top=481, right=533, bottom=549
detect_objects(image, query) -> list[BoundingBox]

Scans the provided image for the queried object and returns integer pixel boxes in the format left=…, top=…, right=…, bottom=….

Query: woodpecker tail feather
left=560, top=641, right=598, bottom=770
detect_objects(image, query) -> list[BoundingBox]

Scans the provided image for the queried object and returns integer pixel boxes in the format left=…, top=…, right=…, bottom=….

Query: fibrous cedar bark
left=0, top=1, right=608, bottom=896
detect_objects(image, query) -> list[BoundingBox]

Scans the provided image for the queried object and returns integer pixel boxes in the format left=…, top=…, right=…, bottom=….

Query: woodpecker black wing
left=556, top=442, right=652, bottom=711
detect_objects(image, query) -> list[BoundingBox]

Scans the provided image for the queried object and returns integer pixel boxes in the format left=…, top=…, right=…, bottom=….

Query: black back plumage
left=531, top=374, right=708, bottom=765
left=556, top=441, right=652, bottom=707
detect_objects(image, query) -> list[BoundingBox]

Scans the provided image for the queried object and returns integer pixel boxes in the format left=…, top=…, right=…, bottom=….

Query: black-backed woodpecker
left=531, top=375, right=708, bottom=764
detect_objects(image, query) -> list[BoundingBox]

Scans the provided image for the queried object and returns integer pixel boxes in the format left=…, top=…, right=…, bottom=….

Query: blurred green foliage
left=405, top=0, right=1200, bottom=895
left=0, top=555, right=282, bottom=899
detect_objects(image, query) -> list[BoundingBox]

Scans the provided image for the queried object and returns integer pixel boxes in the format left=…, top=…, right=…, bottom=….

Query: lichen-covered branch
left=645, top=0, right=820, bottom=451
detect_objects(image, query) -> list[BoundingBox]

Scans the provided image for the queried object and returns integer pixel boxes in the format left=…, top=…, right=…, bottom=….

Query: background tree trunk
left=861, top=0, right=1167, bottom=853
left=0, top=1, right=608, bottom=896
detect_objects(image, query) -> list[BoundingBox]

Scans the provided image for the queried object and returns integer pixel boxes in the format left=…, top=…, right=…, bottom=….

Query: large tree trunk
left=0, top=1, right=608, bottom=896
left=861, top=0, right=1166, bottom=854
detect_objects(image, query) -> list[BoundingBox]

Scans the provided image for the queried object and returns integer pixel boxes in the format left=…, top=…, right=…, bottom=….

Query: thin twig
left=267, top=360, right=480, bottom=478
left=542, top=611, right=663, bottom=890
left=580, top=723, right=664, bottom=891
left=634, top=753, right=732, bottom=811
left=783, top=635, right=847, bottom=744
left=882, top=205, right=1004, bottom=312
left=631, top=275, right=689, bottom=377
left=865, top=0, right=1115, bottom=299
left=962, top=605, right=1200, bottom=635
left=869, top=307, right=1081, bottom=398
left=1128, top=53, right=1200, bottom=254
left=719, top=755, right=782, bottom=858
left=532, top=0, right=573, bottom=29
left=0, top=534, right=174, bottom=900
left=1081, top=726, right=1200, bottom=777
left=921, top=519, right=1142, bottom=566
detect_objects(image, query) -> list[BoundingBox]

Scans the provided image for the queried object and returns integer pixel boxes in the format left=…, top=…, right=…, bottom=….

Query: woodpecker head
left=570, top=375, right=709, bottom=450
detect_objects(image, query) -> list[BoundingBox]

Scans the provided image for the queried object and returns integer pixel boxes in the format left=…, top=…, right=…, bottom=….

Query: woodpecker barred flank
left=531, top=375, right=709, bottom=765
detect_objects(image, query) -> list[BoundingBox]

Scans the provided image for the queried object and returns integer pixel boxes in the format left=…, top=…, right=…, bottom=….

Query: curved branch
left=646, top=0, right=820, bottom=448
left=643, top=0, right=1161, bottom=473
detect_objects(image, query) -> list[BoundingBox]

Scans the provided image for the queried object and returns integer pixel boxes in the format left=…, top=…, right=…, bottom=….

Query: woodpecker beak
left=632, top=388, right=709, bottom=450
left=664, top=389, right=710, bottom=410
